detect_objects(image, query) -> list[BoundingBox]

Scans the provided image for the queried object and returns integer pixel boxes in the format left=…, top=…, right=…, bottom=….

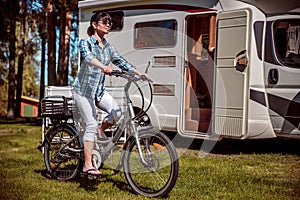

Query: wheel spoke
left=123, top=131, right=179, bottom=197
left=44, top=125, right=83, bottom=181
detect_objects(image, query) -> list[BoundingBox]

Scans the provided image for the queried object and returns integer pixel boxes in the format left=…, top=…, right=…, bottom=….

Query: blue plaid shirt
left=73, top=36, right=136, bottom=99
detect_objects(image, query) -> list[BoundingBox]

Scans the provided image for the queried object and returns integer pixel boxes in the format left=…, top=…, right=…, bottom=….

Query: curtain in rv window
left=134, top=20, right=177, bottom=48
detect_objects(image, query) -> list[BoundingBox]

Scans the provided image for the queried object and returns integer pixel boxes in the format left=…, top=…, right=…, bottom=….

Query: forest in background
left=0, top=0, right=80, bottom=119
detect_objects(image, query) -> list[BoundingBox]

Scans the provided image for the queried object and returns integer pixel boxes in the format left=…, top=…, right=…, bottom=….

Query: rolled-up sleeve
left=79, top=39, right=95, bottom=63
left=110, top=44, right=136, bottom=72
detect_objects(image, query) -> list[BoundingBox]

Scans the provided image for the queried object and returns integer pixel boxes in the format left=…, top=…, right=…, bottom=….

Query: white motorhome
left=78, top=0, right=300, bottom=140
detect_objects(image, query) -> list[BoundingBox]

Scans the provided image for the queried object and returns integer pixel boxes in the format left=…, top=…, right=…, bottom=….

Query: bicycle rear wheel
left=44, top=124, right=83, bottom=181
left=123, top=131, right=179, bottom=197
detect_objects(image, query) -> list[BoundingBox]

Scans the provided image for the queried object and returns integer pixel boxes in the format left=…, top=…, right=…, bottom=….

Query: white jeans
left=95, top=91, right=122, bottom=124
left=73, top=91, right=98, bottom=142
left=73, top=90, right=121, bottom=142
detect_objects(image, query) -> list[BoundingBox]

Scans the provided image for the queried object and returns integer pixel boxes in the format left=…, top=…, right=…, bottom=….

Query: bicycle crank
left=92, top=149, right=103, bottom=169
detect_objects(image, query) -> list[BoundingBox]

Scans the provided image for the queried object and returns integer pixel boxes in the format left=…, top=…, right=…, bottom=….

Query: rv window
left=134, top=20, right=177, bottom=48
left=274, top=19, right=300, bottom=68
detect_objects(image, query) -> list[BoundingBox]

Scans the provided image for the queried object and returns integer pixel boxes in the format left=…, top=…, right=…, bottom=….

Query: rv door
left=213, top=9, right=251, bottom=138
left=264, top=15, right=300, bottom=136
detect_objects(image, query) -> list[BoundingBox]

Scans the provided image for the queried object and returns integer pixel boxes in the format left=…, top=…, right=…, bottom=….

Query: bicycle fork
left=135, top=125, right=157, bottom=164
left=127, top=99, right=150, bottom=166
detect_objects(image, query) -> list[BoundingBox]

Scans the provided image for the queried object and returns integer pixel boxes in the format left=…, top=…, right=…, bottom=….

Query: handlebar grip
left=111, top=70, right=152, bottom=82
left=111, top=70, right=122, bottom=76
left=140, top=74, right=153, bottom=82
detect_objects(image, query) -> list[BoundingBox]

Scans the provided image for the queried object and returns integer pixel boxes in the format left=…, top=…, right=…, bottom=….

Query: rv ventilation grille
left=153, top=56, right=176, bottom=67
left=153, top=84, right=175, bottom=96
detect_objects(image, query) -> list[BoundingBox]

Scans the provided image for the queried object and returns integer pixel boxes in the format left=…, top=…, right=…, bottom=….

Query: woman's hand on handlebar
left=132, top=69, right=145, bottom=77
left=139, top=74, right=149, bottom=81
left=111, top=69, right=151, bottom=82
left=103, top=66, right=112, bottom=75
left=132, top=69, right=151, bottom=81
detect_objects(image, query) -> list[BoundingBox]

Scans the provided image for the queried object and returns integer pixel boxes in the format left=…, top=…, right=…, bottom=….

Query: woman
left=73, top=12, right=144, bottom=176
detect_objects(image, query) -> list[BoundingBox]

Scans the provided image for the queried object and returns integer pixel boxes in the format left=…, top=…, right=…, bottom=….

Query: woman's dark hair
left=87, top=12, right=112, bottom=36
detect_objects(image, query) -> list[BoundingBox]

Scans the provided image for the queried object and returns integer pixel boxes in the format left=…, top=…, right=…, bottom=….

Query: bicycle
left=39, top=69, right=179, bottom=197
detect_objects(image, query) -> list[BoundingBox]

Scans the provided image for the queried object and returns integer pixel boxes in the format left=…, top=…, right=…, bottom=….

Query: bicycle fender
left=116, top=126, right=158, bottom=170
left=40, top=124, right=79, bottom=149
left=121, top=126, right=157, bottom=151
left=38, top=125, right=59, bottom=151
left=137, top=126, right=157, bottom=134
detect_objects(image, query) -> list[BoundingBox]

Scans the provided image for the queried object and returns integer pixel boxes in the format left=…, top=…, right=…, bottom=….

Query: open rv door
left=213, top=9, right=251, bottom=138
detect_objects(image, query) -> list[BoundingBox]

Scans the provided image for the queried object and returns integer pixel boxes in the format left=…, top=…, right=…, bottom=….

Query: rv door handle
left=268, top=69, right=278, bottom=84
left=234, top=50, right=248, bottom=73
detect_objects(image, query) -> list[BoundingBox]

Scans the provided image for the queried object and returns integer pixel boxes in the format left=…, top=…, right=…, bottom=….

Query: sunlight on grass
left=0, top=124, right=299, bottom=200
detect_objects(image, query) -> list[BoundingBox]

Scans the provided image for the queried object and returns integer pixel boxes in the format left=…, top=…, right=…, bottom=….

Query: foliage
left=0, top=51, right=8, bottom=86
left=0, top=124, right=300, bottom=200
left=0, top=0, right=79, bottom=117
left=15, top=18, right=40, bottom=97
left=22, top=57, right=40, bottom=96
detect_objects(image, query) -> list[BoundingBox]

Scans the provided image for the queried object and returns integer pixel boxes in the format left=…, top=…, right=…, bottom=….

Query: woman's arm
left=90, top=58, right=112, bottom=74
left=80, top=38, right=112, bottom=74
left=132, top=68, right=144, bottom=76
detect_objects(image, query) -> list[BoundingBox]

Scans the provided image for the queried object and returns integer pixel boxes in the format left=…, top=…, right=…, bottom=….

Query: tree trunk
left=15, top=0, right=27, bottom=117
left=64, top=10, right=72, bottom=85
left=57, top=7, right=71, bottom=86
left=7, top=17, right=17, bottom=119
left=47, top=0, right=57, bottom=86
left=57, top=5, right=66, bottom=86
left=38, top=0, right=47, bottom=116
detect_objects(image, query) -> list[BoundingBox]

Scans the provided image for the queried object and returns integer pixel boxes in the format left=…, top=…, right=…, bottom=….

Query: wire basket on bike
left=41, top=96, right=73, bottom=118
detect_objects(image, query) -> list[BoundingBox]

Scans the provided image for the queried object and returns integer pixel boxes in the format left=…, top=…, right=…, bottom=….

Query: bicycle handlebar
left=111, top=70, right=152, bottom=83
left=110, top=70, right=153, bottom=121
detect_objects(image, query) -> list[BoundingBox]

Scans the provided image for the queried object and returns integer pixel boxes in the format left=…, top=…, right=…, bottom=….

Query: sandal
left=81, top=168, right=102, bottom=177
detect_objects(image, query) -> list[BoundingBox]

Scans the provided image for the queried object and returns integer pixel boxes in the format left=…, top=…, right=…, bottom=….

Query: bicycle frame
left=54, top=71, right=153, bottom=168
left=94, top=72, right=153, bottom=166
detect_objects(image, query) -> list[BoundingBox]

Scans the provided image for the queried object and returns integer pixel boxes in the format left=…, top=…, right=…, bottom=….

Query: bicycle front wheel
left=44, top=124, right=83, bottom=181
left=123, top=131, right=179, bottom=197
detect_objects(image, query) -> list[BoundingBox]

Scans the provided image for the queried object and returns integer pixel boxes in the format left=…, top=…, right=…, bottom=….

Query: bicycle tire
left=44, top=124, right=83, bottom=181
left=123, top=131, right=179, bottom=197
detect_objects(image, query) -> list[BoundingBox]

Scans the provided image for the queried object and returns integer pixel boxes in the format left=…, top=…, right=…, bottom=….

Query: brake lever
left=140, top=74, right=153, bottom=83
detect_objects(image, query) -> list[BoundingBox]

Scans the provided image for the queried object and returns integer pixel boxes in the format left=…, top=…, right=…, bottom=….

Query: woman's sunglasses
left=99, top=19, right=113, bottom=26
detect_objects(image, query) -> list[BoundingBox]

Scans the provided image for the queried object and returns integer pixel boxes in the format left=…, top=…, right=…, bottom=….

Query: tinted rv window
left=274, top=19, right=300, bottom=68
left=109, top=11, right=124, bottom=31
left=134, top=20, right=177, bottom=48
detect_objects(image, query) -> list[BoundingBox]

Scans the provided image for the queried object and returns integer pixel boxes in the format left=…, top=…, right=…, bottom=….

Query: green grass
left=0, top=124, right=299, bottom=200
